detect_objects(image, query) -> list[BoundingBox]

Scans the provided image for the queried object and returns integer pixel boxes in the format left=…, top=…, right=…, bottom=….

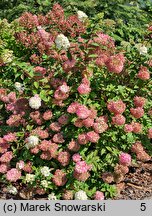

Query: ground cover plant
left=0, top=3, right=152, bottom=200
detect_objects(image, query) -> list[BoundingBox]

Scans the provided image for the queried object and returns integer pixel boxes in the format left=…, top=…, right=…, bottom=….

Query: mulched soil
left=114, top=161, right=152, bottom=200
left=0, top=161, right=152, bottom=200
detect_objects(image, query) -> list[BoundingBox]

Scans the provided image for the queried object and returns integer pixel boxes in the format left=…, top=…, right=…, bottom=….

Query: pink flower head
left=94, top=33, right=115, bottom=48
left=37, top=27, right=50, bottom=41
left=57, top=151, right=70, bottom=166
left=131, top=141, right=144, bottom=154
left=39, top=140, right=52, bottom=151
left=72, top=153, right=82, bottom=162
left=3, top=133, right=17, bottom=142
left=40, top=151, right=52, bottom=160
left=112, top=114, right=126, bottom=125
left=54, top=89, right=68, bottom=100
left=0, top=88, right=7, bottom=96
left=0, top=142, right=9, bottom=154
left=0, top=138, right=7, bottom=144
left=6, top=168, right=21, bottom=182
left=94, top=191, right=104, bottom=200
left=42, top=110, right=52, bottom=120
left=77, top=84, right=91, bottom=95
left=6, top=114, right=23, bottom=127
left=107, top=100, right=126, bottom=114
left=131, top=122, right=142, bottom=133
left=68, top=140, right=80, bottom=152
left=0, top=95, right=9, bottom=103
left=78, top=36, right=85, bottom=43
left=62, top=59, right=76, bottom=72
left=0, top=163, right=8, bottom=173
left=82, top=78, right=90, bottom=86
left=136, top=151, right=151, bottom=162
left=30, top=146, right=39, bottom=154
left=82, top=117, right=94, bottom=128
left=49, top=143, right=59, bottom=158
left=89, top=108, right=97, bottom=119
left=74, top=118, right=83, bottom=128
left=52, top=133, right=65, bottom=143
left=119, top=152, right=131, bottom=166
left=7, top=92, right=16, bottom=103
left=31, top=127, right=49, bottom=139
left=86, top=131, right=100, bottom=143
left=148, top=128, right=152, bottom=139
left=124, top=124, right=133, bottom=133
left=50, top=122, right=61, bottom=132
left=30, top=54, right=41, bottom=64
left=5, top=103, right=15, bottom=112
left=96, top=115, right=108, bottom=123
left=75, top=161, right=91, bottom=173
left=77, top=133, right=88, bottom=145
left=137, top=66, right=150, bottom=80
left=58, top=114, right=69, bottom=125
left=52, top=99, right=64, bottom=107
left=52, top=169, right=67, bottom=186
left=0, top=151, right=13, bottom=163
left=133, top=96, right=146, bottom=108
left=95, top=55, right=107, bottom=67
left=106, top=53, right=125, bottom=74
left=58, top=82, right=70, bottom=93
left=23, top=161, right=33, bottom=173
left=130, top=107, right=144, bottom=118
left=76, top=105, right=91, bottom=119
left=19, top=12, right=39, bottom=29
left=67, top=102, right=79, bottom=113
left=93, top=122, right=108, bottom=133
left=30, top=110, right=41, bottom=120
left=73, top=170, right=90, bottom=182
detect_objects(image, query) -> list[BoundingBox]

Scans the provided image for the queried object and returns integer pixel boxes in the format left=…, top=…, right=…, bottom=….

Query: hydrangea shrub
left=0, top=4, right=152, bottom=199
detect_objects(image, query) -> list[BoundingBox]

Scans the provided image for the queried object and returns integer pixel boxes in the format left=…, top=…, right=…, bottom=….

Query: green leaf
left=91, top=42, right=100, bottom=47
left=34, top=81, right=39, bottom=89
left=88, top=54, right=98, bottom=58
left=101, top=148, right=106, bottom=155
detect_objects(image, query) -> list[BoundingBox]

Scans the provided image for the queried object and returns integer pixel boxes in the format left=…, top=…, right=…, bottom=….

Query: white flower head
left=139, top=45, right=148, bottom=55
left=41, top=180, right=48, bottom=188
left=25, top=174, right=35, bottom=183
left=75, top=190, right=88, bottom=200
left=48, top=193, right=57, bottom=200
left=37, top=25, right=42, bottom=30
left=25, top=135, right=39, bottom=149
left=14, top=82, right=24, bottom=91
left=77, top=10, right=88, bottom=22
left=55, top=34, right=70, bottom=50
left=59, top=84, right=70, bottom=93
left=29, top=94, right=41, bottom=110
left=40, top=166, right=50, bottom=177
left=7, top=185, right=18, bottom=195
left=16, top=160, right=24, bottom=170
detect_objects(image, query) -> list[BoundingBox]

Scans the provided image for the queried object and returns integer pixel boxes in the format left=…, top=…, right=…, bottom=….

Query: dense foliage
left=0, top=0, right=152, bottom=46
left=0, top=3, right=151, bottom=200
left=0, top=0, right=152, bottom=23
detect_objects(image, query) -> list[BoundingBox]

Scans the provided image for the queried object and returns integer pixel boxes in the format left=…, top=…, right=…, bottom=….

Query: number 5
left=140, top=203, right=146, bottom=211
